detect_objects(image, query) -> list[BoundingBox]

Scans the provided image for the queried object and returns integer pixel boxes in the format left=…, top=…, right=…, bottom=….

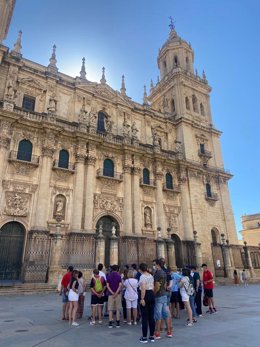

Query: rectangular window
left=200, top=143, right=205, bottom=154
left=22, top=95, right=36, bottom=111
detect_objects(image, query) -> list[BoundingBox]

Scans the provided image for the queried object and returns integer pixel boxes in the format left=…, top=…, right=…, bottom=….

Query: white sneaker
left=72, top=322, right=79, bottom=326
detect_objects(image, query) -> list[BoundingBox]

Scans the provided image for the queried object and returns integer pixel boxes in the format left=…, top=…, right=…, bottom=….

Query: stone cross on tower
left=169, top=16, right=175, bottom=31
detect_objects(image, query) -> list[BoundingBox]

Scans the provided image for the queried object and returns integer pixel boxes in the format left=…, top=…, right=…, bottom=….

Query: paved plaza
left=0, top=284, right=260, bottom=347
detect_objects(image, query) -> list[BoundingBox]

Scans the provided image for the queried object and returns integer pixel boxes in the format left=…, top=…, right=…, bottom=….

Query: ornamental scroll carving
left=94, top=193, right=123, bottom=215
left=4, top=191, right=30, bottom=216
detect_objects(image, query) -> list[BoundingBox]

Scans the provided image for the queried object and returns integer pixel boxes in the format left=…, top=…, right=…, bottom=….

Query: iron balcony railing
left=96, top=169, right=123, bottom=181
left=205, top=192, right=218, bottom=201
left=9, top=150, right=39, bottom=165
left=53, top=160, right=76, bottom=172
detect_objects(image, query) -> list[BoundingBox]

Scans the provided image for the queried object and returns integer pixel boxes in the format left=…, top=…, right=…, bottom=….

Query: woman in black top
left=68, top=270, right=79, bottom=326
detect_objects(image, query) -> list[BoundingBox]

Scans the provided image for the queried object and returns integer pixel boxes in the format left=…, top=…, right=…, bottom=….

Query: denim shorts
left=62, top=291, right=69, bottom=303
left=154, top=295, right=170, bottom=320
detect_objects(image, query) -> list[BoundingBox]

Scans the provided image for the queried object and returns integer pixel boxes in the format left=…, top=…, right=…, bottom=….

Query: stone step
left=0, top=283, right=57, bottom=296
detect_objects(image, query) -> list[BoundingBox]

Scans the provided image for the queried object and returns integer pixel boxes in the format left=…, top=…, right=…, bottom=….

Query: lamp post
left=47, top=216, right=63, bottom=284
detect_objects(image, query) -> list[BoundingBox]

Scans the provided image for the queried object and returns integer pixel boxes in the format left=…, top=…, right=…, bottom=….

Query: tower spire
left=80, top=57, right=86, bottom=79
left=48, top=44, right=58, bottom=73
left=143, top=85, right=148, bottom=105
left=11, top=30, right=22, bottom=58
left=100, top=67, right=106, bottom=84
left=120, top=75, right=126, bottom=96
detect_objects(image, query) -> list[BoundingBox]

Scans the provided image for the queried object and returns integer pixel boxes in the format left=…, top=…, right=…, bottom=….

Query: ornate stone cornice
left=42, top=147, right=55, bottom=158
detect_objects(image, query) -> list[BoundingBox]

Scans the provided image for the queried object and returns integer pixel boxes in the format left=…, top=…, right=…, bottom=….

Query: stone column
left=243, top=242, right=255, bottom=278
left=179, top=171, right=193, bottom=240
left=221, top=234, right=232, bottom=278
left=71, top=152, right=86, bottom=232
left=95, top=224, right=105, bottom=265
left=155, top=173, right=166, bottom=237
left=133, top=167, right=142, bottom=235
left=84, top=155, right=96, bottom=231
left=110, top=224, right=119, bottom=265
left=156, top=227, right=165, bottom=259
left=0, top=121, right=11, bottom=201
left=123, top=162, right=132, bottom=235
left=193, top=231, right=203, bottom=268
left=48, top=221, right=63, bottom=284
left=166, top=228, right=176, bottom=268
left=33, top=147, right=54, bottom=229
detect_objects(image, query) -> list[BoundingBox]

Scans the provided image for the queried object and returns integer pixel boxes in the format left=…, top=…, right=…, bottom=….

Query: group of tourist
left=233, top=268, right=249, bottom=286
left=59, top=261, right=217, bottom=343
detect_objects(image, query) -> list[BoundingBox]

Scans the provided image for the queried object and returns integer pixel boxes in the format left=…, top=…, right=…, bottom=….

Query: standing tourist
left=68, top=270, right=79, bottom=326
left=138, top=263, right=155, bottom=343
left=153, top=259, right=172, bottom=339
left=178, top=268, right=194, bottom=326
left=233, top=269, right=239, bottom=286
left=170, top=267, right=182, bottom=319
left=124, top=269, right=138, bottom=325
left=191, top=266, right=202, bottom=317
left=106, top=265, right=122, bottom=328
left=90, top=269, right=106, bottom=325
left=241, top=269, right=249, bottom=287
left=202, top=263, right=217, bottom=313
left=60, top=265, right=73, bottom=320
left=76, top=271, right=85, bottom=319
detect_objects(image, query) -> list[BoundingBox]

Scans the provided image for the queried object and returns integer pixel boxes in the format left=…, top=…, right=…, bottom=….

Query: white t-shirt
left=124, top=278, right=138, bottom=300
left=99, top=270, right=107, bottom=280
left=139, top=273, right=154, bottom=290
left=180, top=276, right=190, bottom=297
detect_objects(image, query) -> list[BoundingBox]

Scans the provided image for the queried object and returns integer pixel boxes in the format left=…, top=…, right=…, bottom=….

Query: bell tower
left=149, top=21, right=212, bottom=128
left=0, top=0, right=16, bottom=44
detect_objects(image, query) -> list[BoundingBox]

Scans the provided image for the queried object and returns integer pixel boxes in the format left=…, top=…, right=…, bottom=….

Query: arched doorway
left=96, top=216, right=119, bottom=268
left=171, top=234, right=183, bottom=268
left=0, top=222, right=25, bottom=281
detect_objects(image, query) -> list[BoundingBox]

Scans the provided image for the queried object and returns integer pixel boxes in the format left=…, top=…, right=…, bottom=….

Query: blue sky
left=4, top=0, right=260, bottom=236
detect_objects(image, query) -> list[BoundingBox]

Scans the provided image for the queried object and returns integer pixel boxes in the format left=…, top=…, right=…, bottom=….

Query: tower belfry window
left=174, top=55, right=178, bottom=67
left=192, top=95, right=198, bottom=113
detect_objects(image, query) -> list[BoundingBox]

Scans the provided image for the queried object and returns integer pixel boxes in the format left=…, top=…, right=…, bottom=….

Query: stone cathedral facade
left=0, top=1, right=243, bottom=283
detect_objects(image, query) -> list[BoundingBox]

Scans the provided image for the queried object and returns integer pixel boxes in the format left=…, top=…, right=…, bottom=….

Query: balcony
left=163, top=184, right=181, bottom=193
left=96, top=169, right=123, bottom=181
left=198, top=149, right=212, bottom=159
left=140, top=178, right=156, bottom=187
left=205, top=192, right=218, bottom=201
left=52, top=160, right=75, bottom=173
left=9, top=150, right=39, bottom=166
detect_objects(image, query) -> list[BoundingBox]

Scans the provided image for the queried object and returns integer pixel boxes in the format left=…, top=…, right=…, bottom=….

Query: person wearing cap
left=60, top=265, right=74, bottom=320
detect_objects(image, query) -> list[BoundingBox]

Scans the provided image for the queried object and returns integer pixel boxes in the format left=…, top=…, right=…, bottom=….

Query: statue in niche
left=123, top=119, right=131, bottom=137
left=144, top=207, right=152, bottom=228
left=131, top=121, right=138, bottom=139
left=105, top=117, right=113, bottom=133
left=151, top=128, right=160, bottom=147
left=53, top=194, right=66, bottom=220
left=47, top=94, right=56, bottom=113
left=174, top=141, right=182, bottom=153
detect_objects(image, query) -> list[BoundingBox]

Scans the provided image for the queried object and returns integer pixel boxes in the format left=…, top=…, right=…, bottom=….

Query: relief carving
left=4, top=191, right=30, bottom=217
left=94, top=193, right=123, bottom=215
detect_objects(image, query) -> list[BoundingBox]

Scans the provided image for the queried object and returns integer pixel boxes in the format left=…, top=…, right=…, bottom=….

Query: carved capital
left=0, top=137, right=11, bottom=150
left=42, top=147, right=55, bottom=158
left=133, top=167, right=141, bottom=175
left=87, top=156, right=96, bottom=166
left=75, top=153, right=86, bottom=163
left=123, top=165, right=132, bottom=174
